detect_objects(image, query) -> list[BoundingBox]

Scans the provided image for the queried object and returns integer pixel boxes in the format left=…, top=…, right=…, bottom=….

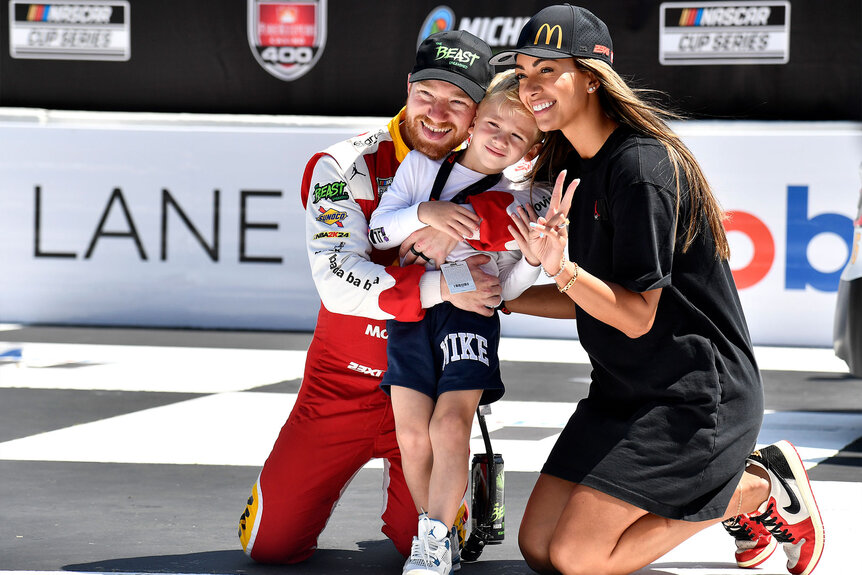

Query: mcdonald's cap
left=411, top=30, right=494, bottom=103
left=489, top=4, right=613, bottom=67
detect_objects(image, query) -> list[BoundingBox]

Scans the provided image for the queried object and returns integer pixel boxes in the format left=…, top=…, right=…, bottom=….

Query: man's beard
left=403, top=114, right=469, bottom=160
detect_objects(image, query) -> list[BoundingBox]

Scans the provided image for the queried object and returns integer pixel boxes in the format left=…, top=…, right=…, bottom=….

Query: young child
left=368, top=69, right=548, bottom=575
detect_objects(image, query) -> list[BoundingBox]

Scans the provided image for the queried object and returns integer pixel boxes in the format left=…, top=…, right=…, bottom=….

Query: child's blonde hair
left=480, top=69, right=544, bottom=144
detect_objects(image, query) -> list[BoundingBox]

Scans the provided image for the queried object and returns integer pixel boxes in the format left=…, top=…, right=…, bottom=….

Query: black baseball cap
left=411, top=30, right=494, bottom=103
left=489, top=4, right=613, bottom=67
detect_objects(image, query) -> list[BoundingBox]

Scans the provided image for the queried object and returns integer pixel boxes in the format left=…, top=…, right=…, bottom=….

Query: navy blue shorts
left=381, top=302, right=504, bottom=405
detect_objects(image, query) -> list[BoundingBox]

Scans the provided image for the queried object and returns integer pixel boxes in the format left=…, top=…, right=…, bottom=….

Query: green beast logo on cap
left=435, top=44, right=480, bottom=69
left=313, top=181, right=348, bottom=203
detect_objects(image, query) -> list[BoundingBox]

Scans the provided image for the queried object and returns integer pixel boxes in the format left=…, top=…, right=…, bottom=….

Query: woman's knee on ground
left=518, top=527, right=556, bottom=574
left=548, top=534, right=614, bottom=575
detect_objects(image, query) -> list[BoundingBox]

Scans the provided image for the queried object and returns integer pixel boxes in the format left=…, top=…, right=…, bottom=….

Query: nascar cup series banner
left=0, top=0, right=859, bottom=121
left=0, top=110, right=860, bottom=347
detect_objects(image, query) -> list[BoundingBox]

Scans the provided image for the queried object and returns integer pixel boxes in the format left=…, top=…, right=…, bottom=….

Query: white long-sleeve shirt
left=369, top=150, right=551, bottom=302
left=302, top=114, right=438, bottom=321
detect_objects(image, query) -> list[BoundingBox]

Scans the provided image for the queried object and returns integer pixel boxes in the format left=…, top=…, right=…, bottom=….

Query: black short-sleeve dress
left=541, top=126, right=764, bottom=521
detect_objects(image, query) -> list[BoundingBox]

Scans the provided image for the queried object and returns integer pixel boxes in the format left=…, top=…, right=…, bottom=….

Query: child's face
left=465, top=98, right=541, bottom=174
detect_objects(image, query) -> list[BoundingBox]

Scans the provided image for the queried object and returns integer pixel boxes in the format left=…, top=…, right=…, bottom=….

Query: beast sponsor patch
left=312, top=180, right=348, bottom=203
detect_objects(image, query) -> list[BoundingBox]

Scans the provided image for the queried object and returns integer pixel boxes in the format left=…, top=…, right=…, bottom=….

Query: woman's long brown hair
left=530, top=58, right=730, bottom=259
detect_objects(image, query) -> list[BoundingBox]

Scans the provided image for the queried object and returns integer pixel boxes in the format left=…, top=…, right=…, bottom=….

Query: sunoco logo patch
left=316, top=206, right=347, bottom=227
left=248, top=0, right=327, bottom=82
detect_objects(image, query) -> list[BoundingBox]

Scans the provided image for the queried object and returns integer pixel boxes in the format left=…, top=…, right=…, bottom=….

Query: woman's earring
left=587, top=86, right=597, bottom=93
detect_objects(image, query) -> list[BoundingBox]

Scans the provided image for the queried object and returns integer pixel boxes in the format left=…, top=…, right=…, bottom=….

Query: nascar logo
left=676, top=5, right=772, bottom=26
left=24, top=3, right=113, bottom=23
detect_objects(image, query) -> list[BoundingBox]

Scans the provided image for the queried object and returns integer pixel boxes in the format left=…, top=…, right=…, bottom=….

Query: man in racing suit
left=238, top=30, right=502, bottom=563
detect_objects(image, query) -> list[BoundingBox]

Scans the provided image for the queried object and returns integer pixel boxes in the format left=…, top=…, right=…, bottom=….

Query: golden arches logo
left=533, top=23, right=562, bottom=49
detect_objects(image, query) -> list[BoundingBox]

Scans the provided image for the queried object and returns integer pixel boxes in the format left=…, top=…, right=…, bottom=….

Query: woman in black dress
left=500, top=5, right=825, bottom=575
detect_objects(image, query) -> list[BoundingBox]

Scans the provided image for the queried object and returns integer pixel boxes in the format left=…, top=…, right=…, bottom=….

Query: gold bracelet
left=543, top=255, right=567, bottom=279
left=558, top=262, right=579, bottom=293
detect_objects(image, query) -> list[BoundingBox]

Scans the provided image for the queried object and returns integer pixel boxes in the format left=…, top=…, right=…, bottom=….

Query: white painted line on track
left=497, top=337, right=592, bottom=364
left=0, top=344, right=305, bottom=393
left=2, top=390, right=857, bottom=472
left=752, top=344, right=849, bottom=373
left=0, top=392, right=295, bottom=466
left=0, top=339, right=849, bottom=397
left=499, top=337, right=849, bottom=373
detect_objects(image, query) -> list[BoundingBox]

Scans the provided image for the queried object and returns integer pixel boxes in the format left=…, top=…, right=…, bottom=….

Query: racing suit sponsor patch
left=316, top=207, right=347, bottom=227
left=312, top=231, right=350, bottom=239
left=368, top=226, right=390, bottom=245
left=347, top=361, right=383, bottom=377
left=312, top=181, right=348, bottom=203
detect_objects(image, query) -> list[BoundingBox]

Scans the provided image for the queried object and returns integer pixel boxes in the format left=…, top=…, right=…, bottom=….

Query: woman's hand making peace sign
left=508, top=170, right=578, bottom=276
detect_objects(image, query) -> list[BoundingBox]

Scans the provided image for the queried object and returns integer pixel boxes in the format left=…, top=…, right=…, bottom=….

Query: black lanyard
left=429, top=151, right=502, bottom=204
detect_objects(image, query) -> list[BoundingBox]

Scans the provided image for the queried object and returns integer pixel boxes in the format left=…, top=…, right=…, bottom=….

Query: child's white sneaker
left=402, top=514, right=453, bottom=575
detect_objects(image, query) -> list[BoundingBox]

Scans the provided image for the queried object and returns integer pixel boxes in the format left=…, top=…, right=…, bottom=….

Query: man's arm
left=304, top=153, right=426, bottom=321
left=305, top=152, right=502, bottom=320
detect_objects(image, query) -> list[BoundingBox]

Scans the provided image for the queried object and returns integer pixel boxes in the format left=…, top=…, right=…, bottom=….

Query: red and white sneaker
left=748, top=441, right=825, bottom=575
left=722, top=513, right=777, bottom=568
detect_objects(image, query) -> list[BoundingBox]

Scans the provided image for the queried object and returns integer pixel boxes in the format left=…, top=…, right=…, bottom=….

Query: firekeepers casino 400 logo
left=248, top=0, right=326, bottom=81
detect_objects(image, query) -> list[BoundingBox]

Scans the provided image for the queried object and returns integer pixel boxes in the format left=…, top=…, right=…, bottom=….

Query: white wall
left=1, top=109, right=859, bottom=346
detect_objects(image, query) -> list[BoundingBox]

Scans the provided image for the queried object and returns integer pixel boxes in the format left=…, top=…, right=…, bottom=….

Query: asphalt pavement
left=1, top=325, right=860, bottom=575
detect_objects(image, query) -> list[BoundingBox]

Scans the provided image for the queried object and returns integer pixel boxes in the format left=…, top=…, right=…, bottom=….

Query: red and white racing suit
left=238, top=111, right=435, bottom=563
